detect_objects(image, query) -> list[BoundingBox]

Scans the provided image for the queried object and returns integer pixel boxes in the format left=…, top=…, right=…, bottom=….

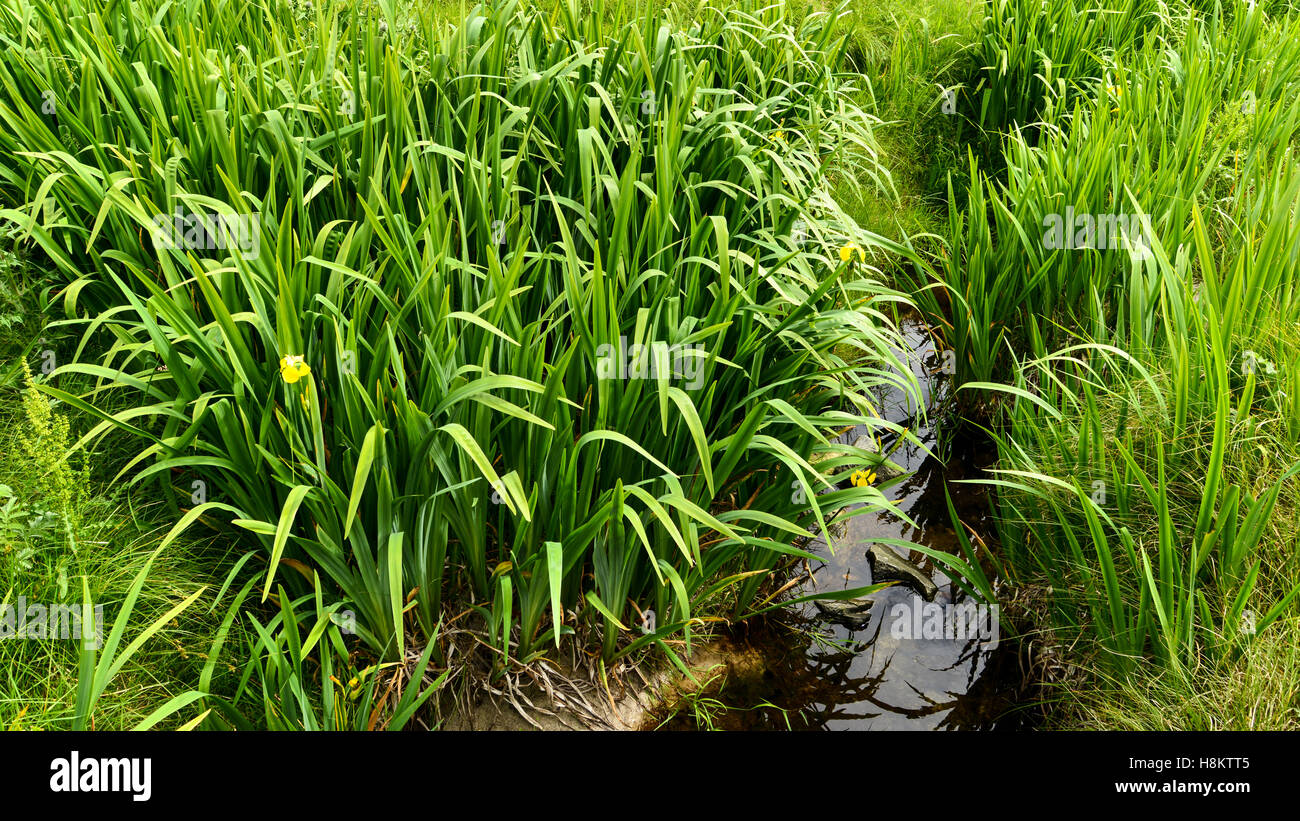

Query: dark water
left=655, top=318, right=1032, bottom=730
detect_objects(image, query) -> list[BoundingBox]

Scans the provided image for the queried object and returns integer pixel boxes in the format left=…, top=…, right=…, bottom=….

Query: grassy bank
left=0, top=245, right=248, bottom=730
left=917, top=0, right=1300, bottom=728
left=0, top=0, right=925, bottom=726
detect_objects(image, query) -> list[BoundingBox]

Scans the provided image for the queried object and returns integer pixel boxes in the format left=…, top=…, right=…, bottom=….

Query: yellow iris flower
left=279, top=354, right=312, bottom=384
left=839, top=243, right=866, bottom=264
left=850, top=468, right=877, bottom=488
left=1107, top=84, right=1123, bottom=113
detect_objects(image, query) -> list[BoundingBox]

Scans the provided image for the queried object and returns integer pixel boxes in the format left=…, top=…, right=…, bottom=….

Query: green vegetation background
left=2, top=0, right=1298, bottom=730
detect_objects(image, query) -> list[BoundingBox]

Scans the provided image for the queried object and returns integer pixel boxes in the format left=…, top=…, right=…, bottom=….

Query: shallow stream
left=655, top=318, right=1032, bottom=730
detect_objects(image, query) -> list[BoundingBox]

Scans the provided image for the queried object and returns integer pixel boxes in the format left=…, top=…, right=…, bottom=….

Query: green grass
left=1055, top=614, right=1300, bottom=729
left=0, top=281, right=241, bottom=729
left=835, top=0, right=983, bottom=240
left=930, top=0, right=1300, bottom=728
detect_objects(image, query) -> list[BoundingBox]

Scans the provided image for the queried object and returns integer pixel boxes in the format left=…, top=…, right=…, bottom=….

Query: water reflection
left=796, top=317, right=1015, bottom=729
left=656, top=317, right=1027, bottom=730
